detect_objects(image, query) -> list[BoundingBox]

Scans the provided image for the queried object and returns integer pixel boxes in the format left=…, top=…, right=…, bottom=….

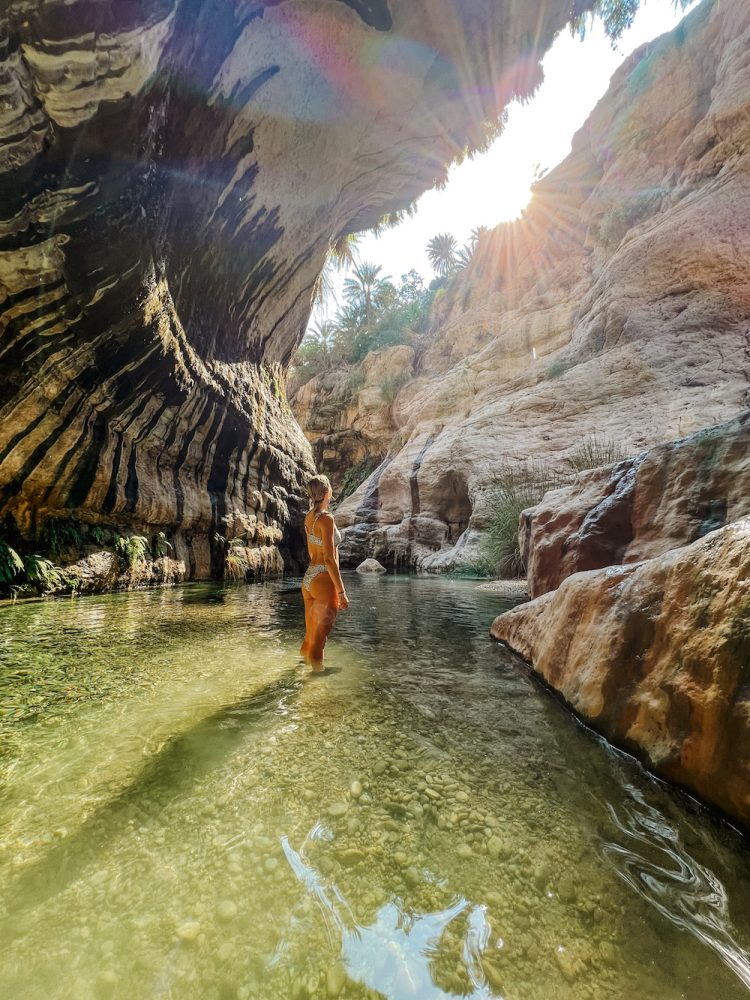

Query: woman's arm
left=320, top=514, right=348, bottom=606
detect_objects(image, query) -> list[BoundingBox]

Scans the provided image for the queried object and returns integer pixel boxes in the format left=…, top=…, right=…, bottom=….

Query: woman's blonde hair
left=307, top=474, right=332, bottom=510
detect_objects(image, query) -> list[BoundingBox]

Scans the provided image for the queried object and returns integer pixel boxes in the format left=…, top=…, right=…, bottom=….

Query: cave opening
left=433, top=470, right=471, bottom=547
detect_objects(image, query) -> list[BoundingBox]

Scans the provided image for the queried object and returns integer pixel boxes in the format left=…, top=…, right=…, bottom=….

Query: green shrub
left=342, top=367, right=366, bottom=397
left=599, top=192, right=659, bottom=248
left=340, top=457, right=382, bottom=501
left=41, top=517, right=85, bottom=557
left=114, top=535, right=149, bottom=569
left=0, top=540, right=24, bottom=588
left=0, top=544, right=72, bottom=596
left=565, top=435, right=628, bottom=473
left=89, top=525, right=115, bottom=547
left=23, top=555, right=65, bottom=593
left=484, top=460, right=569, bottom=578
left=447, top=562, right=493, bottom=580
left=154, top=531, right=172, bottom=558
left=545, top=360, right=570, bottom=380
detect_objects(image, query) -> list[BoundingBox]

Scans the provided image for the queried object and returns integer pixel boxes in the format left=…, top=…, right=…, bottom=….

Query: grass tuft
left=565, top=435, right=628, bottom=473
left=483, top=460, right=569, bottom=578
left=224, top=539, right=249, bottom=581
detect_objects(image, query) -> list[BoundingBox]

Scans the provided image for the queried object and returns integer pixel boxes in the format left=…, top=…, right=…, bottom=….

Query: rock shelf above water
left=492, top=515, right=750, bottom=832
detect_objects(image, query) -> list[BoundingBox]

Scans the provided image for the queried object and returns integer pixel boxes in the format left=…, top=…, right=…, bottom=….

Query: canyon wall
left=491, top=512, right=750, bottom=832
left=324, top=0, right=750, bottom=571
left=521, top=412, right=750, bottom=597
left=292, top=344, right=414, bottom=496
left=0, top=0, right=584, bottom=578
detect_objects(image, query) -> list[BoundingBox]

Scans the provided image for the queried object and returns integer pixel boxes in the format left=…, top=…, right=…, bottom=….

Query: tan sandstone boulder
left=491, top=518, right=750, bottom=831
left=356, top=558, right=387, bottom=574
left=522, top=412, right=750, bottom=597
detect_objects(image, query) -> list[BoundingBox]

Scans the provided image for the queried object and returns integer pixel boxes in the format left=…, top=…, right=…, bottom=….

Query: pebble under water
left=1, top=575, right=750, bottom=1000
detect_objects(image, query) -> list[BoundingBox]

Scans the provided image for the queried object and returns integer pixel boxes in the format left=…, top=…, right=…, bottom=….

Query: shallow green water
left=1, top=575, right=750, bottom=1000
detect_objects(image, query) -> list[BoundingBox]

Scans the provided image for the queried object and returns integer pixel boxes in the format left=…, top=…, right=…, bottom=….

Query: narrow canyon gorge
left=2, top=0, right=749, bottom=833
left=0, top=0, right=588, bottom=581
left=291, top=0, right=750, bottom=830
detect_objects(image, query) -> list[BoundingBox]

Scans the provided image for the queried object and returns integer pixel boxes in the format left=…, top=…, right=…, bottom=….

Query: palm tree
left=456, top=244, right=474, bottom=269
left=309, top=320, right=336, bottom=353
left=311, top=234, right=361, bottom=313
left=343, top=262, right=390, bottom=328
left=330, top=232, right=361, bottom=270
left=426, top=233, right=459, bottom=277
left=470, top=226, right=489, bottom=248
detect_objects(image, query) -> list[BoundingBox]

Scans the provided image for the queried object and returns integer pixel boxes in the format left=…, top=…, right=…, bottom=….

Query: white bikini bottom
left=302, top=563, right=328, bottom=592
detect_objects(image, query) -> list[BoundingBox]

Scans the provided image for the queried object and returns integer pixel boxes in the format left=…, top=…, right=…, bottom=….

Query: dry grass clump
left=565, top=435, right=628, bottom=473
left=484, top=459, right=568, bottom=578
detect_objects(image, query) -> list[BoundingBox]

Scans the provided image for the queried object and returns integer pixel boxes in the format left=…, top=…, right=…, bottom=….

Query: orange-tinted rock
left=291, top=345, right=414, bottom=493
left=523, top=412, right=750, bottom=597
left=491, top=518, right=750, bottom=831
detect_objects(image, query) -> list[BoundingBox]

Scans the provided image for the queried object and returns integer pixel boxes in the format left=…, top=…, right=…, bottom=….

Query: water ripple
left=601, top=780, right=750, bottom=989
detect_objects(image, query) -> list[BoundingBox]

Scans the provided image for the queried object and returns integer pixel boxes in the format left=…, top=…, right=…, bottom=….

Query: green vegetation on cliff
left=294, top=266, right=438, bottom=383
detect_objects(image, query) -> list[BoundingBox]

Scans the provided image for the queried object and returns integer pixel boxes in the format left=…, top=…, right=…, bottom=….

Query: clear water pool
left=1, top=575, right=749, bottom=999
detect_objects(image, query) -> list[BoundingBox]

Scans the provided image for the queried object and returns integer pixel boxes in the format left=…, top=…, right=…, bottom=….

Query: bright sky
left=315, top=0, right=697, bottom=318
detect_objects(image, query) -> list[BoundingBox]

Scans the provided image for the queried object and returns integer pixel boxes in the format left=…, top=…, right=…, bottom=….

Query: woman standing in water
left=300, top=475, right=349, bottom=670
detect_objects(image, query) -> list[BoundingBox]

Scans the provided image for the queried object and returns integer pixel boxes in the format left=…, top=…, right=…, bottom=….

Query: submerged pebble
left=217, top=900, right=238, bottom=922
left=93, top=971, right=118, bottom=998
left=177, top=921, right=201, bottom=942
left=325, top=962, right=347, bottom=998
left=404, top=866, right=420, bottom=888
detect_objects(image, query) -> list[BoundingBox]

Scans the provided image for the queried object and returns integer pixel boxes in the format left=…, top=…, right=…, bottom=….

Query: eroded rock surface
left=522, top=412, right=750, bottom=597
left=292, top=344, right=414, bottom=494
left=1, top=0, right=581, bottom=576
left=334, top=0, right=750, bottom=571
left=491, top=518, right=750, bottom=831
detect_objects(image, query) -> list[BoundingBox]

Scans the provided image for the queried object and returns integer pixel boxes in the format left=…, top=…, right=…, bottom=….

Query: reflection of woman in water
left=300, top=475, right=349, bottom=670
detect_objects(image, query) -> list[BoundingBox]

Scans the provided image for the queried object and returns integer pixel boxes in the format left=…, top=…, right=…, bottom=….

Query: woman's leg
left=307, top=574, right=338, bottom=668
left=301, top=587, right=314, bottom=656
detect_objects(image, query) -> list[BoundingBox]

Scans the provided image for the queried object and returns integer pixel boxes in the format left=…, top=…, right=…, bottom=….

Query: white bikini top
left=307, top=511, right=342, bottom=548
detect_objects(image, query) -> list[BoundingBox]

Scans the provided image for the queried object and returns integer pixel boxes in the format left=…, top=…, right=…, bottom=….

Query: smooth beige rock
left=63, top=549, right=189, bottom=593
left=356, top=558, right=386, bottom=574
left=491, top=519, right=750, bottom=831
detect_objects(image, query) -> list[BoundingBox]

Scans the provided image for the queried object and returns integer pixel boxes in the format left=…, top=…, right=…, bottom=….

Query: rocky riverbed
left=2, top=578, right=750, bottom=999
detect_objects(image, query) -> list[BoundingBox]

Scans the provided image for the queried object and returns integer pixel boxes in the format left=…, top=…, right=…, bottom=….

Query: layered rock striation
left=332, top=0, right=750, bottom=571
left=1, top=0, right=585, bottom=578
